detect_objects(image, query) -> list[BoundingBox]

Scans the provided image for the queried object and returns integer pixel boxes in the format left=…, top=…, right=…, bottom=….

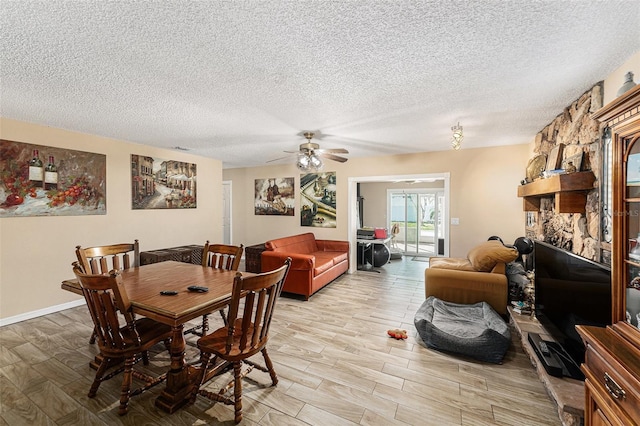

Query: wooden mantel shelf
left=517, top=171, right=596, bottom=213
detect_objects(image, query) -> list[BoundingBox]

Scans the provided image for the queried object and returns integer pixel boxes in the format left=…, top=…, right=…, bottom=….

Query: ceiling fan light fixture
left=309, top=153, right=323, bottom=171
left=451, top=122, right=463, bottom=150
left=296, top=153, right=310, bottom=171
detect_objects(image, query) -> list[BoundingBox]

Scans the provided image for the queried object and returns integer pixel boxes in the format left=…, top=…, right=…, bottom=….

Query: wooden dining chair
left=72, top=262, right=172, bottom=415
left=75, top=240, right=140, bottom=343
left=185, top=241, right=244, bottom=336
left=75, top=240, right=140, bottom=274
left=190, top=258, right=291, bottom=424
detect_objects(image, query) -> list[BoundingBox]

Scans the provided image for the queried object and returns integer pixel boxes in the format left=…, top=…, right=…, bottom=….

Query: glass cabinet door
left=625, top=138, right=640, bottom=328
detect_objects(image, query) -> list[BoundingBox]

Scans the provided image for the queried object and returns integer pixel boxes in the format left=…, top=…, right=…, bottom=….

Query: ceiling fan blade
left=316, top=148, right=349, bottom=154
left=266, top=155, right=292, bottom=163
left=320, top=153, right=348, bottom=163
left=283, top=150, right=299, bottom=154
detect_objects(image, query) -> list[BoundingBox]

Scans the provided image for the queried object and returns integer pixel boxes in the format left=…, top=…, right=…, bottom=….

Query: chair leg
left=202, top=314, right=210, bottom=335
left=233, top=361, right=243, bottom=424
left=261, top=348, right=278, bottom=386
left=88, top=357, right=110, bottom=397
left=141, top=351, right=150, bottom=365
left=89, top=327, right=98, bottom=344
left=118, top=356, right=135, bottom=415
left=218, top=308, right=228, bottom=326
left=190, top=352, right=212, bottom=404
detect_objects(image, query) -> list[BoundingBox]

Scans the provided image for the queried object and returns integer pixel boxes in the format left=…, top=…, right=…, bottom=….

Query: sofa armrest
left=262, top=251, right=314, bottom=271
left=424, top=267, right=508, bottom=315
left=491, top=262, right=506, bottom=274
left=316, top=240, right=349, bottom=252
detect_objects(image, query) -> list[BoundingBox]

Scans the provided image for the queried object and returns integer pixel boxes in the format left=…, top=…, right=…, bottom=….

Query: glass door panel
left=389, top=190, right=443, bottom=257
left=625, top=138, right=640, bottom=328
left=437, top=192, right=445, bottom=254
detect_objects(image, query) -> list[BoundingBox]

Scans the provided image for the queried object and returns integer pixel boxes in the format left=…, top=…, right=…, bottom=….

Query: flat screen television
left=533, top=240, right=611, bottom=371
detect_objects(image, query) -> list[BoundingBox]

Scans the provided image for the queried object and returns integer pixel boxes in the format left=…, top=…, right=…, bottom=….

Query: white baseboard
left=0, top=299, right=86, bottom=327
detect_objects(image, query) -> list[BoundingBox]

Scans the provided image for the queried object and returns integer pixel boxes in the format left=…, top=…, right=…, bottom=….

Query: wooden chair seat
left=104, top=318, right=173, bottom=355
left=197, top=318, right=262, bottom=360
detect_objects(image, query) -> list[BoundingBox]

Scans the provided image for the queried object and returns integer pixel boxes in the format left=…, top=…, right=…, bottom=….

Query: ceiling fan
left=268, top=132, right=349, bottom=171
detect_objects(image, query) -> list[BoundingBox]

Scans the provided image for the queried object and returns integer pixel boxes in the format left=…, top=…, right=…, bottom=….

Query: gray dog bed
left=414, top=296, right=511, bottom=364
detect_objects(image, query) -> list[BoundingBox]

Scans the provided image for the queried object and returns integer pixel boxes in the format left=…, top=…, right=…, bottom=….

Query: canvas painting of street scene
left=131, top=155, right=196, bottom=209
left=300, top=172, right=336, bottom=227
left=0, top=139, right=106, bottom=217
left=254, top=177, right=294, bottom=216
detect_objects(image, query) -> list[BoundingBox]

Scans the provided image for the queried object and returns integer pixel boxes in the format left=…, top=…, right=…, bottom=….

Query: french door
left=388, top=190, right=445, bottom=257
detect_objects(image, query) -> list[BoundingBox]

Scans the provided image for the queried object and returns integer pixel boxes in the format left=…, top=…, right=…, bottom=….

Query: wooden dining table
left=61, top=260, right=254, bottom=413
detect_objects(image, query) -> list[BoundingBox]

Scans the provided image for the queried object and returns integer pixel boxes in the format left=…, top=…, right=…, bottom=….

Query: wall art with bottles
left=0, top=139, right=106, bottom=217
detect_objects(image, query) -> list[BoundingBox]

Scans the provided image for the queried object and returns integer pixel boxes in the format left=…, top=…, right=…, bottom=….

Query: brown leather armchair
left=424, top=240, right=518, bottom=315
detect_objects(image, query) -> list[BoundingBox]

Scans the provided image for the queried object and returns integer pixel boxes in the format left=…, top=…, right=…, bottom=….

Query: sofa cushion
left=330, top=251, right=348, bottom=265
left=313, top=252, right=337, bottom=275
left=467, top=240, right=518, bottom=272
left=265, top=233, right=318, bottom=254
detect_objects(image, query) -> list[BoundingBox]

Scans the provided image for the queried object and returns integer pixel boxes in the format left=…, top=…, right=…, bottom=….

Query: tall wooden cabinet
left=576, top=85, right=640, bottom=425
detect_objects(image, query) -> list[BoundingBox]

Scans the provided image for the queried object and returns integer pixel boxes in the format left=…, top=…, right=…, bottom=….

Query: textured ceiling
left=1, top=1, right=639, bottom=169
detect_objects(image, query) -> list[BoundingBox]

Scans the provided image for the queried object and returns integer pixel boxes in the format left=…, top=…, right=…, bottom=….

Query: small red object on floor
left=387, top=329, right=408, bottom=339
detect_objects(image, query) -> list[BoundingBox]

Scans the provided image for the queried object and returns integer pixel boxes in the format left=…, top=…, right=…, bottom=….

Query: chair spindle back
left=72, top=262, right=139, bottom=351
left=225, top=258, right=290, bottom=355
left=76, top=240, right=140, bottom=274
left=202, top=242, right=243, bottom=271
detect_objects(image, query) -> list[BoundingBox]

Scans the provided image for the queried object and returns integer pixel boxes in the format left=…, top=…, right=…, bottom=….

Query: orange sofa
left=261, top=233, right=349, bottom=299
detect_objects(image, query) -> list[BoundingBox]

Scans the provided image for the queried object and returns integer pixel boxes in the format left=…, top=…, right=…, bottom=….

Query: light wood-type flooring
left=0, top=256, right=563, bottom=425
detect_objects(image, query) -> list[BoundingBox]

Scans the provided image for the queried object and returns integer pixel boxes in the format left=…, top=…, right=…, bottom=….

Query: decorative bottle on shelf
left=28, top=149, right=44, bottom=188
left=616, top=71, right=637, bottom=97
left=44, top=155, right=58, bottom=190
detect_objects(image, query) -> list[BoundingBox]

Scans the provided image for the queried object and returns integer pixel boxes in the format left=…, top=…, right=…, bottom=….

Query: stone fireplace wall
left=525, top=83, right=604, bottom=261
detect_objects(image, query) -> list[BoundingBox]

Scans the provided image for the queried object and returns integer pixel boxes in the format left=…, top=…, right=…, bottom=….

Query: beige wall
left=0, top=118, right=223, bottom=321
left=224, top=144, right=531, bottom=259
left=603, top=52, right=640, bottom=105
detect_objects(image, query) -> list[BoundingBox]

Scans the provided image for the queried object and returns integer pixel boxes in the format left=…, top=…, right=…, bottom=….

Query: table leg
left=155, top=324, right=196, bottom=413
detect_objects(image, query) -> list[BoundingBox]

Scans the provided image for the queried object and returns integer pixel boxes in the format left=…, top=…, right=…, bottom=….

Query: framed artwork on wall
left=131, top=155, right=196, bottom=209
left=300, top=172, right=336, bottom=228
left=562, top=152, right=583, bottom=172
left=525, top=154, right=547, bottom=182
left=526, top=211, right=537, bottom=228
left=545, top=143, right=565, bottom=171
left=0, top=139, right=106, bottom=217
left=254, top=177, right=295, bottom=215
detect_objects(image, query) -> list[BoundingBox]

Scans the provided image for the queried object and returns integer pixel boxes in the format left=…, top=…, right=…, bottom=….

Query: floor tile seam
left=242, top=390, right=306, bottom=419
left=286, top=383, right=367, bottom=422
left=24, top=382, right=85, bottom=423
left=459, top=382, right=559, bottom=411
left=302, top=366, right=380, bottom=394
left=400, top=380, right=496, bottom=422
